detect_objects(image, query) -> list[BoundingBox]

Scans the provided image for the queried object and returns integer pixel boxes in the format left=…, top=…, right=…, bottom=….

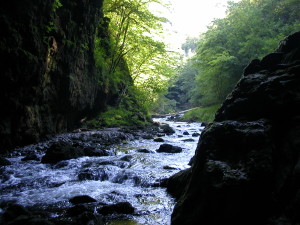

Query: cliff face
left=0, top=0, right=125, bottom=152
left=170, top=32, right=300, bottom=225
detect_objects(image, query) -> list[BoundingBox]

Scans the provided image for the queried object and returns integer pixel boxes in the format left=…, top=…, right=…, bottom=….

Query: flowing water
left=0, top=117, right=204, bottom=224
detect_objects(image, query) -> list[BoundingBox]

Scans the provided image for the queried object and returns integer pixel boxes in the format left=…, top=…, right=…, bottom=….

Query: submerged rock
left=78, top=168, right=109, bottom=181
left=157, top=144, right=182, bottom=153
left=182, top=138, right=195, bottom=142
left=154, top=137, right=165, bottom=142
left=69, top=195, right=97, bottom=205
left=136, top=149, right=154, bottom=153
left=97, top=202, right=135, bottom=215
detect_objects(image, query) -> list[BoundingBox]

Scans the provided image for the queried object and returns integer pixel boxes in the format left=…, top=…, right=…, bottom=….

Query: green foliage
left=181, top=104, right=221, bottom=122
left=181, top=37, right=198, bottom=56
left=163, top=0, right=300, bottom=112
left=53, top=0, right=62, bottom=12
left=103, top=0, right=179, bottom=112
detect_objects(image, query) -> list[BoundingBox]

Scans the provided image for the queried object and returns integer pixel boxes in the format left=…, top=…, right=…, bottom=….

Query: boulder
left=157, top=144, right=182, bottom=153
left=170, top=32, right=300, bottom=225
left=160, top=124, right=176, bottom=134
left=41, top=141, right=85, bottom=164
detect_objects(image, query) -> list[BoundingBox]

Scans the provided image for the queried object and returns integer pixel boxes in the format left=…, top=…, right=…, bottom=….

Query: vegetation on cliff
left=161, top=0, right=300, bottom=121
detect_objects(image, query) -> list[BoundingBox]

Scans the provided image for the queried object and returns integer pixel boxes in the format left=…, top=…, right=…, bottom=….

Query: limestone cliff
left=169, top=31, right=300, bottom=225
left=0, top=0, right=131, bottom=152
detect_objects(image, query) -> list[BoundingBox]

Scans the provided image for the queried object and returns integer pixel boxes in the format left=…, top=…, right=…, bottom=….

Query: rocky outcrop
left=170, top=31, right=300, bottom=225
left=0, top=0, right=131, bottom=153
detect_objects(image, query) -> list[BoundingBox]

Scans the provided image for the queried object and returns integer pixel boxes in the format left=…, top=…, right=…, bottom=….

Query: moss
left=181, top=104, right=221, bottom=122
left=84, top=106, right=149, bottom=129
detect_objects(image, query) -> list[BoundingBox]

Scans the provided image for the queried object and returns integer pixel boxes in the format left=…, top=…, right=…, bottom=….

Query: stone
left=157, top=144, right=182, bottom=153
left=160, top=124, right=176, bottom=134
left=192, top=133, right=200, bottom=137
left=243, top=58, right=262, bottom=76
left=0, top=157, right=11, bottom=166
left=136, top=149, right=154, bottom=153
left=182, top=138, right=195, bottom=142
left=154, top=137, right=165, bottom=142
left=67, top=205, right=91, bottom=217
left=183, top=131, right=189, bottom=135
left=41, top=141, right=85, bottom=164
left=97, top=202, right=135, bottom=215
left=69, top=195, right=97, bottom=205
left=21, top=153, right=39, bottom=161
left=78, top=168, right=109, bottom=181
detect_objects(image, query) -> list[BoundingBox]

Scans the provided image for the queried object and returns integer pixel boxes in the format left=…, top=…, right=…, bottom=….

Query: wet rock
left=0, top=157, right=11, bottom=166
left=2, top=204, right=31, bottom=221
left=69, top=195, right=97, bottom=205
left=163, top=165, right=180, bottom=170
left=200, top=122, right=208, bottom=127
left=167, top=168, right=192, bottom=199
left=160, top=124, right=175, bottom=135
left=182, top=138, right=195, bottom=142
left=41, top=141, right=85, bottom=164
left=183, top=131, right=189, bottom=135
left=21, top=153, right=39, bottom=161
left=192, top=133, right=200, bottom=137
left=188, top=156, right=195, bottom=166
left=97, top=202, right=135, bottom=215
left=83, top=147, right=111, bottom=157
left=142, top=134, right=153, bottom=139
left=67, top=205, right=91, bottom=217
left=120, top=155, right=133, bottom=162
left=52, top=161, right=69, bottom=169
left=112, top=171, right=141, bottom=185
left=73, top=211, right=104, bottom=225
left=136, top=149, right=154, bottom=153
left=157, top=144, right=182, bottom=153
left=154, top=137, right=165, bottom=142
left=78, top=169, right=109, bottom=181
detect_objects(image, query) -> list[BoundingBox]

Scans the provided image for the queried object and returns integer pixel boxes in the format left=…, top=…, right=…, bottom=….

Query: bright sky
left=152, top=0, right=241, bottom=52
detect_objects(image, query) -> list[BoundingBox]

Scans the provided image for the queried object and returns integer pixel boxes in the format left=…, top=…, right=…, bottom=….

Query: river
left=0, top=117, right=204, bottom=225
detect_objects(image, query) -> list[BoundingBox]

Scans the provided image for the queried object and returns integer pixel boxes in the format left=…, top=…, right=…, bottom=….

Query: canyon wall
left=0, top=0, right=130, bottom=152
left=169, top=31, right=300, bottom=225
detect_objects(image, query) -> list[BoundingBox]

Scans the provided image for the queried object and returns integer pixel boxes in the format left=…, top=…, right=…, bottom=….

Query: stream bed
left=0, top=117, right=204, bottom=225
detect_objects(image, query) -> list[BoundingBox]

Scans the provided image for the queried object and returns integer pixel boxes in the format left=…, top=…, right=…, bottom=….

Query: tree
left=102, top=0, right=179, bottom=110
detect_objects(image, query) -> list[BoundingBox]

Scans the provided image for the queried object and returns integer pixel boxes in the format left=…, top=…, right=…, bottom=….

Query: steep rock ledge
left=0, top=0, right=126, bottom=152
left=170, top=31, right=300, bottom=225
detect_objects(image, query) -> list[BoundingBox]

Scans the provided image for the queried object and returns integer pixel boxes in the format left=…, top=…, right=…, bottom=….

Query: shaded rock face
left=170, top=31, right=300, bottom=225
left=0, top=0, right=115, bottom=152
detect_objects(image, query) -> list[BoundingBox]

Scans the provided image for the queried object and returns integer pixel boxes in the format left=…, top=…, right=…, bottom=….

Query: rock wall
left=0, top=0, right=126, bottom=152
left=170, top=31, right=300, bottom=225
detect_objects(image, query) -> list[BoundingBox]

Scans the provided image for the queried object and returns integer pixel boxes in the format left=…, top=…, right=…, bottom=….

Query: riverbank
left=0, top=117, right=203, bottom=224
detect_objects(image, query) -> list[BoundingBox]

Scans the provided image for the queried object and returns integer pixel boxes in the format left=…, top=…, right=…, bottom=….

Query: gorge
left=1, top=0, right=300, bottom=224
